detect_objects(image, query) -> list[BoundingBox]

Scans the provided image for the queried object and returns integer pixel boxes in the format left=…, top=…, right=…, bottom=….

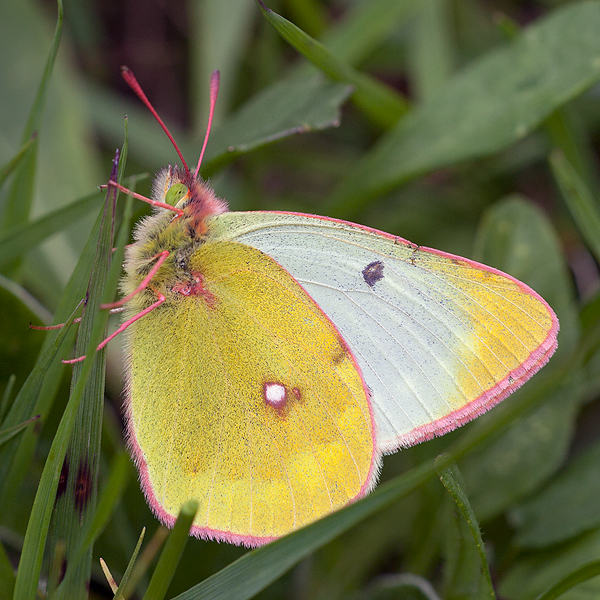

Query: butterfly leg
left=101, top=181, right=184, bottom=217
left=102, top=250, right=169, bottom=310
left=63, top=290, right=166, bottom=364
left=62, top=250, right=169, bottom=364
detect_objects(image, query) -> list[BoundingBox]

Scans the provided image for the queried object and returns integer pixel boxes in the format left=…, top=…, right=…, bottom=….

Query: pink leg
left=103, top=181, right=183, bottom=217
left=63, top=249, right=170, bottom=363
left=63, top=291, right=166, bottom=364
left=102, top=250, right=169, bottom=310
left=30, top=320, right=80, bottom=330
left=31, top=307, right=123, bottom=332
left=36, top=250, right=169, bottom=334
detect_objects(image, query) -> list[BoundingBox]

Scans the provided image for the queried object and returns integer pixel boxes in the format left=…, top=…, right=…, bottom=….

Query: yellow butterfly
left=111, top=68, right=558, bottom=547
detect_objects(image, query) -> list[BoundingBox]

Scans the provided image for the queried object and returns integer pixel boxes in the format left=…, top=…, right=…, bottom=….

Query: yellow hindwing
left=126, top=241, right=375, bottom=542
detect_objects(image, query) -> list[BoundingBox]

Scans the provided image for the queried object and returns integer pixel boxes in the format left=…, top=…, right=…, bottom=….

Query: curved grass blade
left=142, top=500, right=199, bottom=600
left=436, top=458, right=495, bottom=599
left=328, top=1, right=600, bottom=216
left=0, top=0, right=63, bottom=232
left=257, top=1, right=408, bottom=128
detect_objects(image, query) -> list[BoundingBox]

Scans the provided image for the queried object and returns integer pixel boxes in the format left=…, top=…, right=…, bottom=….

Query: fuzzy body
left=121, top=165, right=228, bottom=309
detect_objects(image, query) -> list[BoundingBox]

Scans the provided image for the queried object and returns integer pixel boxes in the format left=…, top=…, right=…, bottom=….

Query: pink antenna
left=121, top=66, right=190, bottom=177
left=194, top=70, right=220, bottom=180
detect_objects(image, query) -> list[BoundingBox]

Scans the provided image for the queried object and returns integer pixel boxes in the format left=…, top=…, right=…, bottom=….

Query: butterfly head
left=121, top=66, right=224, bottom=228
left=153, top=164, right=228, bottom=232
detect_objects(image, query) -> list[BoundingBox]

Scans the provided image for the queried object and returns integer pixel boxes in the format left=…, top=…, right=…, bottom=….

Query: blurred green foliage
left=1, top=0, right=600, bottom=599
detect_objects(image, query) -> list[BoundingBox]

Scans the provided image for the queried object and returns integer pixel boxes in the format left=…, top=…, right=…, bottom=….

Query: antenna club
left=210, top=70, right=220, bottom=93
left=194, top=70, right=221, bottom=180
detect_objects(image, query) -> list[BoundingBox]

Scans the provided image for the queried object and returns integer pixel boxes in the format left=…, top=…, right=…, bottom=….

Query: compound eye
left=165, top=183, right=189, bottom=206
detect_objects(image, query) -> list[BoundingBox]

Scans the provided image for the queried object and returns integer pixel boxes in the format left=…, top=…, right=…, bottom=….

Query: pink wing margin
left=385, top=245, right=559, bottom=453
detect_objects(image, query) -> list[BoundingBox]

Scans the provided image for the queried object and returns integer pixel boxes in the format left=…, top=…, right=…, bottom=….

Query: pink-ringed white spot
left=264, top=382, right=287, bottom=407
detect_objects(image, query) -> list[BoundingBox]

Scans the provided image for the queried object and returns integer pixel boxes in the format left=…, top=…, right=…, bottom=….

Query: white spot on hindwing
left=264, top=382, right=287, bottom=407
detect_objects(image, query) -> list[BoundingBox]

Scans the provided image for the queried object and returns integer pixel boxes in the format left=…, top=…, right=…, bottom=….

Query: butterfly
left=110, top=67, right=558, bottom=547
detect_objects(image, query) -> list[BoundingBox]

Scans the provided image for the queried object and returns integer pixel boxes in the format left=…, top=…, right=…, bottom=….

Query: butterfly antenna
left=193, top=70, right=220, bottom=180
left=121, top=65, right=190, bottom=177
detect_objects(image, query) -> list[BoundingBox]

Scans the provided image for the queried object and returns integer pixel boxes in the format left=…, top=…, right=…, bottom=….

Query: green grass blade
left=0, top=415, right=40, bottom=447
left=323, top=0, right=417, bottom=66
left=203, top=74, right=352, bottom=174
left=0, top=136, right=35, bottom=189
left=0, top=0, right=63, bottom=232
left=328, top=1, right=600, bottom=216
left=0, top=305, right=81, bottom=494
left=170, top=464, right=433, bottom=600
left=359, top=574, right=442, bottom=600
left=0, top=190, right=103, bottom=270
left=409, top=0, right=454, bottom=101
left=0, top=274, right=52, bottom=324
left=80, top=452, right=132, bottom=555
left=142, top=500, right=199, bottom=600
left=18, top=1, right=63, bottom=144
left=512, top=441, right=600, bottom=548
left=0, top=193, right=109, bottom=517
left=284, top=0, right=328, bottom=38
left=48, top=141, right=128, bottom=599
left=0, top=540, right=15, bottom=600
left=87, top=75, right=351, bottom=178
left=124, top=527, right=170, bottom=598
left=13, top=152, right=120, bottom=600
left=550, top=149, right=600, bottom=264
left=190, top=0, right=255, bottom=130
left=544, top=108, right=600, bottom=201
left=113, top=528, right=146, bottom=600
left=436, top=458, right=495, bottom=599
left=257, top=1, right=408, bottom=128
left=53, top=451, right=132, bottom=598
left=0, top=374, right=16, bottom=423
left=533, top=561, right=600, bottom=600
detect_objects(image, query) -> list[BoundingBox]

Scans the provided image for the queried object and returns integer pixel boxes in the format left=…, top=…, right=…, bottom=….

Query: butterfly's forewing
left=124, top=240, right=376, bottom=546
left=207, top=212, right=559, bottom=453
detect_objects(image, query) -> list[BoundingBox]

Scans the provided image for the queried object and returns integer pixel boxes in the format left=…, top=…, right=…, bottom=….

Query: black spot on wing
left=362, top=261, right=384, bottom=287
